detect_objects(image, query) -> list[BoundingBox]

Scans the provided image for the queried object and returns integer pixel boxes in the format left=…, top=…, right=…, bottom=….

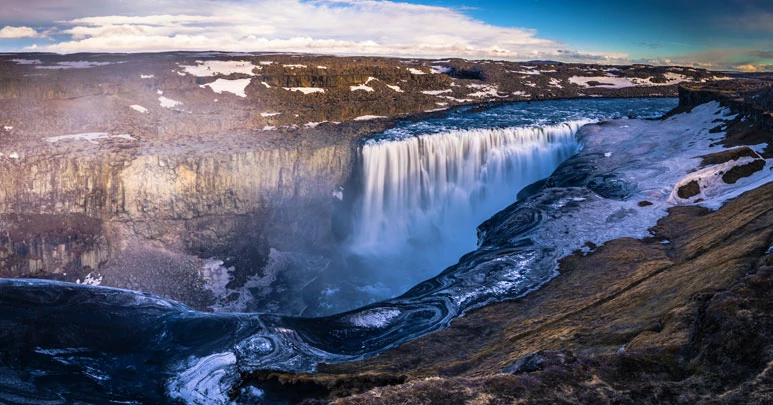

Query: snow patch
left=669, top=156, right=768, bottom=207
left=179, top=60, right=258, bottom=77
left=200, top=78, right=252, bottom=97
left=385, top=84, right=403, bottom=92
left=441, top=95, right=472, bottom=103
left=8, top=152, right=19, bottom=159
left=511, top=69, right=541, bottom=75
left=3, top=126, right=12, bottom=131
left=283, top=64, right=307, bottom=69
left=261, top=112, right=281, bottom=117
left=45, top=132, right=135, bottom=144
left=422, top=89, right=452, bottom=96
left=130, top=105, right=148, bottom=114
left=159, top=96, right=182, bottom=108
left=569, top=73, right=691, bottom=89
left=140, top=74, right=154, bottom=79
left=430, top=65, right=452, bottom=74
left=466, top=83, right=504, bottom=98
left=350, top=83, right=375, bottom=92
left=35, top=61, right=117, bottom=69
left=283, top=87, right=325, bottom=94
left=407, top=67, right=426, bottom=75
left=76, top=272, right=103, bottom=286
left=354, top=115, right=386, bottom=121
left=10, top=59, right=41, bottom=65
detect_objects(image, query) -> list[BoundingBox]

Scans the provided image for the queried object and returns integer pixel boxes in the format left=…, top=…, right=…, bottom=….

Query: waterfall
left=345, top=120, right=590, bottom=296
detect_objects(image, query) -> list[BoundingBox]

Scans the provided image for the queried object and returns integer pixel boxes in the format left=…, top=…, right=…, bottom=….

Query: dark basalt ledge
left=234, top=85, right=773, bottom=404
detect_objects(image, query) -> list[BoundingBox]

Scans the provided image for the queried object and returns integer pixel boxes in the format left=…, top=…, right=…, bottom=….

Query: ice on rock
left=347, top=309, right=401, bottom=328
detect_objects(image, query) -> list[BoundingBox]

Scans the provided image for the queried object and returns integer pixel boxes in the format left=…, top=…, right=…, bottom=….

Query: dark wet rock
left=700, top=146, right=760, bottom=167
left=677, top=180, right=701, bottom=199
left=502, top=349, right=576, bottom=374
left=722, top=159, right=766, bottom=184
left=587, top=175, right=638, bottom=200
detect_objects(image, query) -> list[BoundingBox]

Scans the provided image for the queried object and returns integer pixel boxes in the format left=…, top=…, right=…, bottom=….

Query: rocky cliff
left=0, top=52, right=731, bottom=308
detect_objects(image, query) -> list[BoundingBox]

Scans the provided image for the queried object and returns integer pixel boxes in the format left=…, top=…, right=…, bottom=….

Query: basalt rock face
left=0, top=139, right=355, bottom=306
left=0, top=52, right=729, bottom=308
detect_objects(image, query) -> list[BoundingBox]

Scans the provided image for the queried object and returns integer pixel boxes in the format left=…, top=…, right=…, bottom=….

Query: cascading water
left=345, top=121, right=589, bottom=299
left=235, top=99, right=678, bottom=317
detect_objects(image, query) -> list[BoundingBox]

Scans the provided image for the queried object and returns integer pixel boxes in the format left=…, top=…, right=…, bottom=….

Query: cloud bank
left=0, top=0, right=770, bottom=70
left=0, top=26, right=39, bottom=39
left=3, top=0, right=627, bottom=63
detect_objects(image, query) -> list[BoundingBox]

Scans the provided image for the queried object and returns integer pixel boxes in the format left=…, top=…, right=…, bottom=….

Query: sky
left=0, top=0, right=771, bottom=71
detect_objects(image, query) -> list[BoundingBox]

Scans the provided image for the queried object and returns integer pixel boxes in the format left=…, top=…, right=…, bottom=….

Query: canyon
left=0, top=52, right=725, bottom=309
left=0, top=52, right=771, bottom=404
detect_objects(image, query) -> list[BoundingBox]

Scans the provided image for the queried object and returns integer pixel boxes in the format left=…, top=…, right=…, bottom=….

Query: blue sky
left=0, top=0, right=771, bottom=71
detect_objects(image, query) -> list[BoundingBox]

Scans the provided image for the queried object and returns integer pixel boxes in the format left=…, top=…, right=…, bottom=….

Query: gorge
left=0, top=53, right=771, bottom=404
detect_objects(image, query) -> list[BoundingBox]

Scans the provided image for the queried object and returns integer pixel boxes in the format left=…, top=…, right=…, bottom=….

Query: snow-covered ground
left=283, top=87, right=325, bottom=94
left=354, top=115, right=386, bottom=121
left=44, top=132, right=136, bottom=144
left=179, top=60, right=259, bottom=77
left=200, top=78, right=252, bottom=97
left=35, top=61, right=118, bottom=69
left=569, top=72, right=690, bottom=88
left=159, top=96, right=183, bottom=108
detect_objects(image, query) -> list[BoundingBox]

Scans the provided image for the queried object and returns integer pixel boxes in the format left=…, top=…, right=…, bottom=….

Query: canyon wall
left=0, top=142, right=357, bottom=305
left=0, top=52, right=727, bottom=307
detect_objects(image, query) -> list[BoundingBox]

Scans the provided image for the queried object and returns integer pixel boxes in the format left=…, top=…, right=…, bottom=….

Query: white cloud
left=16, top=0, right=626, bottom=62
left=0, top=26, right=39, bottom=38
